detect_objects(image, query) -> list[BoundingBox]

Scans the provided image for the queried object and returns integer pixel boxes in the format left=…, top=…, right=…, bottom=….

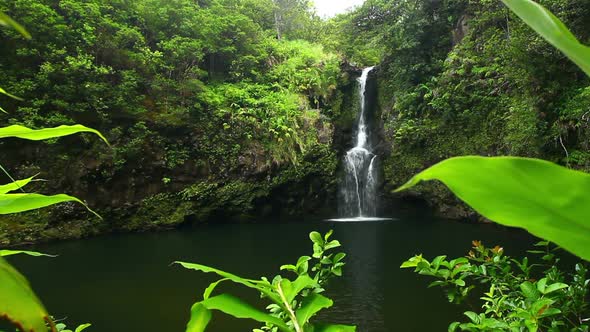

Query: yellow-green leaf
left=0, top=86, right=24, bottom=101
left=0, top=193, right=101, bottom=219
left=502, top=0, right=590, bottom=77
left=185, top=303, right=211, bottom=332
left=0, top=250, right=56, bottom=258
left=0, top=125, right=109, bottom=145
left=296, top=293, right=333, bottom=327
left=0, top=11, right=30, bottom=38
left=0, top=257, right=55, bottom=332
left=0, top=176, right=36, bottom=194
left=312, top=324, right=357, bottom=332
left=198, top=294, right=290, bottom=332
left=174, top=261, right=280, bottom=304
left=396, top=156, right=590, bottom=261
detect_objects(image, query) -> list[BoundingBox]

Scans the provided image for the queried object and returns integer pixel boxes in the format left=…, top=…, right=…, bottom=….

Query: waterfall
left=340, top=67, right=379, bottom=218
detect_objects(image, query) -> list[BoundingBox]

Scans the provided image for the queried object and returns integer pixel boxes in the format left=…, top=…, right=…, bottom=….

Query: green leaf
left=324, top=240, right=341, bottom=250
left=0, top=86, right=24, bottom=101
left=310, top=231, right=323, bottom=245
left=400, top=254, right=427, bottom=268
left=536, top=278, right=547, bottom=294
left=0, top=250, right=56, bottom=258
left=199, top=294, right=290, bottom=331
left=464, top=311, right=480, bottom=324
left=202, top=278, right=230, bottom=300
left=395, top=156, right=590, bottom=261
left=544, top=282, right=568, bottom=294
left=0, top=176, right=36, bottom=194
left=174, top=262, right=280, bottom=304
left=448, top=322, right=461, bottom=332
left=520, top=281, right=540, bottom=300
left=185, top=303, right=211, bottom=332
left=74, top=324, right=91, bottom=332
left=332, top=253, right=346, bottom=263
left=296, top=293, right=333, bottom=327
left=312, top=324, right=356, bottom=332
left=454, top=279, right=466, bottom=287
left=0, top=193, right=101, bottom=219
left=0, top=12, right=31, bottom=39
left=280, top=264, right=297, bottom=272
left=0, top=125, right=109, bottom=145
left=501, top=0, right=590, bottom=77
left=283, top=275, right=318, bottom=303
left=0, top=257, right=55, bottom=332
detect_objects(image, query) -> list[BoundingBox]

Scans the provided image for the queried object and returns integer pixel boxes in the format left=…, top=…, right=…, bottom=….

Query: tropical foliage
left=402, top=241, right=590, bottom=331
left=0, top=0, right=344, bottom=242
left=176, top=230, right=354, bottom=332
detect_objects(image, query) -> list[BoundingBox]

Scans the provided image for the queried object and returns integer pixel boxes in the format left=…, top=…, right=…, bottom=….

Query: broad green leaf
left=543, top=282, right=568, bottom=294
left=0, top=125, right=108, bottom=144
left=199, top=294, right=290, bottom=332
left=296, top=293, right=333, bottom=327
left=324, top=240, right=341, bottom=250
left=400, top=255, right=427, bottom=269
left=0, top=193, right=101, bottom=219
left=0, top=250, right=56, bottom=258
left=174, top=262, right=281, bottom=304
left=186, top=303, right=211, bottom=332
left=0, top=176, right=35, bottom=194
left=0, top=257, right=55, bottom=332
left=396, top=156, right=590, bottom=261
left=502, top=0, right=590, bottom=77
left=0, top=12, right=31, bottom=39
left=202, top=278, right=229, bottom=300
left=312, top=324, right=356, bottom=332
left=283, top=275, right=318, bottom=303
left=310, top=231, right=323, bottom=245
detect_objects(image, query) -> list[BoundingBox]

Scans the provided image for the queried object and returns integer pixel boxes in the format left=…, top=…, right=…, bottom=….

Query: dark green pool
left=8, top=208, right=536, bottom=331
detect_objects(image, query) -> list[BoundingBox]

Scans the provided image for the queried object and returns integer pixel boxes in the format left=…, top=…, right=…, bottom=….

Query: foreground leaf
left=0, top=12, right=31, bottom=39
left=0, top=176, right=36, bottom=194
left=198, top=294, right=290, bottom=331
left=0, top=257, right=55, bottom=332
left=0, top=193, right=101, bottom=219
left=0, top=125, right=108, bottom=144
left=0, top=86, right=24, bottom=101
left=296, top=293, right=333, bottom=327
left=282, top=274, right=318, bottom=303
left=0, top=250, right=56, bottom=258
left=186, top=303, right=212, bottom=332
left=396, top=156, right=590, bottom=261
left=502, top=0, right=590, bottom=77
left=174, top=262, right=280, bottom=303
left=312, top=324, right=356, bottom=332
left=74, top=324, right=92, bottom=332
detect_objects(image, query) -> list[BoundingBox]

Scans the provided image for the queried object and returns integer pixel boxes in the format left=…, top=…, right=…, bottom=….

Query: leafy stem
left=277, top=282, right=302, bottom=332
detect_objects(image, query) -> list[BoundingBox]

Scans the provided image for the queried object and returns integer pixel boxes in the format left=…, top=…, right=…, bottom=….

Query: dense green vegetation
left=0, top=0, right=349, bottom=244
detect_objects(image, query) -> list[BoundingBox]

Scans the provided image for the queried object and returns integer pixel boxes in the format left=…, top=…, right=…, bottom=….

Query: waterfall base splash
left=325, top=217, right=394, bottom=222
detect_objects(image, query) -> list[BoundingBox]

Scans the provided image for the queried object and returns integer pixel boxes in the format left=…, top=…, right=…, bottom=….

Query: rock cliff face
left=0, top=65, right=366, bottom=246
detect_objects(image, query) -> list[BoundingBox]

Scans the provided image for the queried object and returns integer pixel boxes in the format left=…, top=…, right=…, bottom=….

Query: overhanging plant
left=0, top=13, right=106, bottom=332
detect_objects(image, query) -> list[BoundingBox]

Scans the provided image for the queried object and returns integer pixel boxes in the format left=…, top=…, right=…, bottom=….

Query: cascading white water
left=340, top=67, right=379, bottom=218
